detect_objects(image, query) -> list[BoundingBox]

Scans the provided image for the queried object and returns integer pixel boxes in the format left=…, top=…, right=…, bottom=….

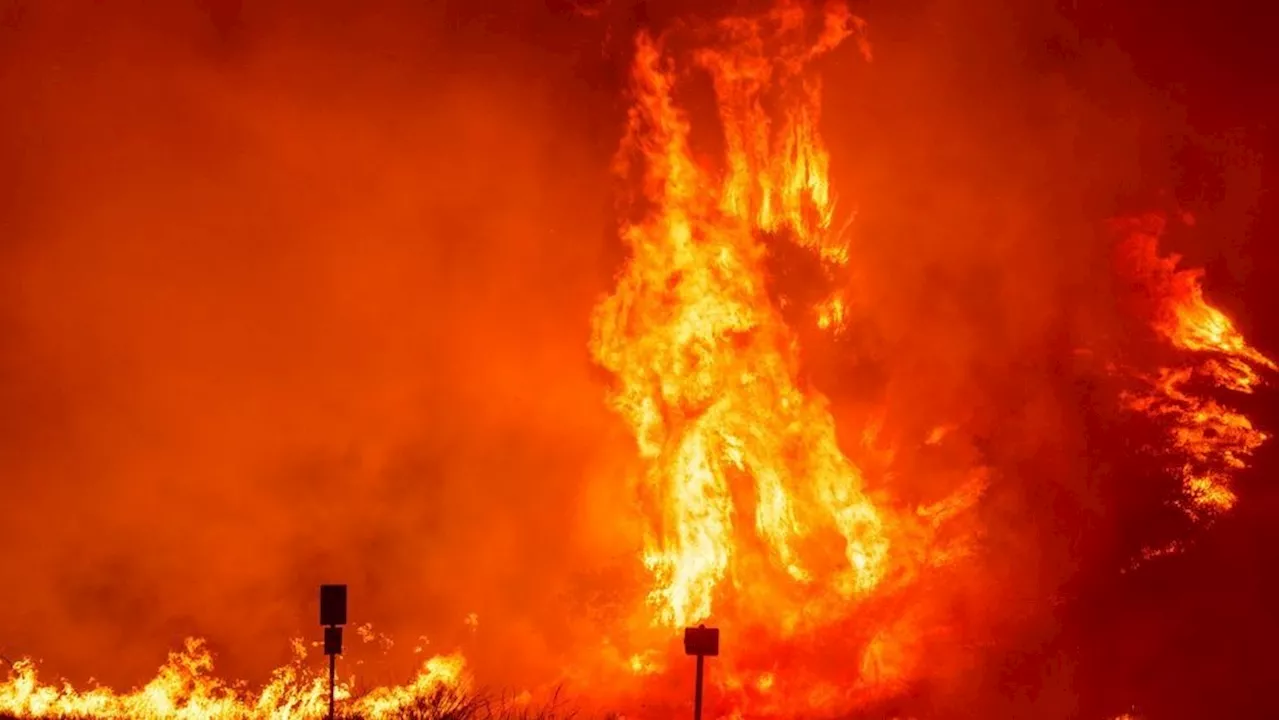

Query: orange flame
left=1116, top=213, right=1275, bottom=519
left=581, top=10, right=992, bottom=714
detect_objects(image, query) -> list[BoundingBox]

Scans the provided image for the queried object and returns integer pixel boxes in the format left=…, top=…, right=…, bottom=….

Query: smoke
left=801, top=0, right=1276, bottom=713
left=0, top=0, right=629, bottom=690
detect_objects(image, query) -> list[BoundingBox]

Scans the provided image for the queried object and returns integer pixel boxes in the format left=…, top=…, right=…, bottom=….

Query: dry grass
left=340, top=684, right=601, bottom=720
left=0, top=685, right=621, bottom=720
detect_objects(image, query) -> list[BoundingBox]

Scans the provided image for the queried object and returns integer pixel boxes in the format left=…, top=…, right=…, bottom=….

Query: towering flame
left=588, top=1, right=888, bottom=630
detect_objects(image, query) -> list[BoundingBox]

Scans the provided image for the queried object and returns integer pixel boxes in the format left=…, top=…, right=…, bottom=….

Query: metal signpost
left=683, top=624, right=720, bottom=720
left=320, top=584, right=348, bottom=720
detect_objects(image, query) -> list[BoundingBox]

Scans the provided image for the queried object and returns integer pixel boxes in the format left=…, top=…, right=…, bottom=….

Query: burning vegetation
left=1114, top=213, right=1275, bottom=522
left=0, top=1, right=1273, bottom=719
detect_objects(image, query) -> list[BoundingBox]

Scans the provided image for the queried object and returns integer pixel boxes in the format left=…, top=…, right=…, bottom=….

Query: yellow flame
left=589, top=1, right=887, bottom=629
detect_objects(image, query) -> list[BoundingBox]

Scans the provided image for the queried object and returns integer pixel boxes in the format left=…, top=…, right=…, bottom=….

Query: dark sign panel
left=683, top=625, right=720, bottom=656
left=320, top=584, right=348, bottom=627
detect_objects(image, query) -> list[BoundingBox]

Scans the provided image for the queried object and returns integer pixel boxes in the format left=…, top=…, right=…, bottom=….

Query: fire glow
left=0, top=2, right=1273, bottom=718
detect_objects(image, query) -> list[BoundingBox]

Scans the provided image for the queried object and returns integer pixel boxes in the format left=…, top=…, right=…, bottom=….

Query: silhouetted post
left=683, top=624, right=719, bottom=720
left=320, top=584, right=348, bottom=720
left=694, top=653, right=705, bottom=719
left=328, top=652, right=336, bottom=719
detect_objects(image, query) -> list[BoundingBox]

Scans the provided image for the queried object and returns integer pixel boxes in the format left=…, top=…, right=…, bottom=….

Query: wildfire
left=0, top=3, right=1271, bottom=719
left=1115, top=213, right=1275, bottom=519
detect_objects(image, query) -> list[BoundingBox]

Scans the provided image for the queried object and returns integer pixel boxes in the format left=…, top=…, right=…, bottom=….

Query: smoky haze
left=0, top=0, right=1272, bottom=715
left=813, top=0, right=1274, bottom=713
left=0, top=0, right=636, bottom=689
left=814, top=1, right=1275, bottom=714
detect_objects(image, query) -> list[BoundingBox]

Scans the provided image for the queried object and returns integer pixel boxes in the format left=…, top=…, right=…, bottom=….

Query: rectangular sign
left=683, top=625, right=720, bottom=656
left=320, top=584, right=347, bottom=626
left=324, top=625, right=344, bottom=656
